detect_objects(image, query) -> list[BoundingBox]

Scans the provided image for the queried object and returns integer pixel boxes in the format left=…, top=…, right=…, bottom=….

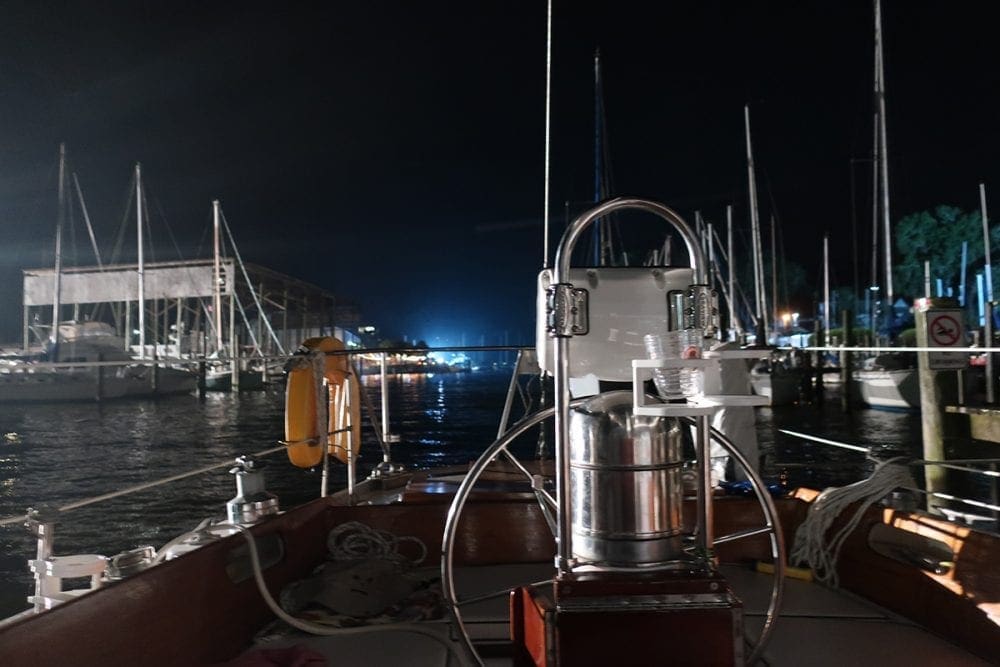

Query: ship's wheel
left=440, top=406, right=785, bottom=666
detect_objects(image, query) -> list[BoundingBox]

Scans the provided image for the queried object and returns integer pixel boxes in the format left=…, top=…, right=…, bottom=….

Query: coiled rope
left=326, top=520, right=428, bottom=565
left=207, top=523, right=462, bottom=664
left=790, top=457, right=915, bottom=587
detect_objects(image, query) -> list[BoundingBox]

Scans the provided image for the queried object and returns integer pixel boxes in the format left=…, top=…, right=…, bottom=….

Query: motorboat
left=0, top=199, right=996, bottom=666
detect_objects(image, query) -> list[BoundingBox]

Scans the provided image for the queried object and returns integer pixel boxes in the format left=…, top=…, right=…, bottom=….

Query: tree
left=894, top=205, right=1000, bottom=300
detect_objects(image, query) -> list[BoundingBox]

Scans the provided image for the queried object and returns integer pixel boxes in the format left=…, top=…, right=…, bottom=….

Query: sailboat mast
left=870, top=111, right=880, bottom=327
left=824, top=235, right=831, bottom=344
left=727, top=205, right=738, bottom=339
left=51, top=143, right=66, bottom=349
left=875, top=0, right=893, bottom=318
left=744, top=106, right=766, bottom=336
left=213, top=200, right=224, bottom=354
left=770, top=215, right=779, bottom=333
left=136, top=163, right=145, bottom=358
left=980, top=183, right=993, bottom=303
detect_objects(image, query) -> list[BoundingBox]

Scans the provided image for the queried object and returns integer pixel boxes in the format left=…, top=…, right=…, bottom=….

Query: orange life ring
left=284, top=337, right=362, bottom=468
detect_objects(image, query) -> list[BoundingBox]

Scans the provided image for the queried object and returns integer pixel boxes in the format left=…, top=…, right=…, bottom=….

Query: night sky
left=2, top=1, right=998, bottom=346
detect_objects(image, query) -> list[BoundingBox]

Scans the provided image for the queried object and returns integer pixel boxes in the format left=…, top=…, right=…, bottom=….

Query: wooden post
left=23, top=305, right=29, bottom=353
left=151, top=345, right=159, bottom=394
left=915, top=297, right=967, bottom=514
left=841, top=310, right=853, bottom=412
left=95, top=352, right=104, bottom=401
left=124, top=300, right=132, bottom=352
left=198, top=359, right=206, bottom=397
left=986, top=301, right=995, bottom=404
left=230, top=293, right=239, bottom=391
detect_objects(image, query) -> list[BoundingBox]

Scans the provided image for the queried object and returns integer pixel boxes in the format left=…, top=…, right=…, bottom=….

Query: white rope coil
left=790, top=458, right=914, bottom=587
left=327, top=521, right=428, bottom=566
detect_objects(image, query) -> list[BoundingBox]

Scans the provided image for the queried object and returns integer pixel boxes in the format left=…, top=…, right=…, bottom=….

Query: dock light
left=781, top=313, right=792, bottom=327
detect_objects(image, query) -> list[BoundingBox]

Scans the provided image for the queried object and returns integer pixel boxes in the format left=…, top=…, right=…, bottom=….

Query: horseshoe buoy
left=284, top=337, right=361, bottom=468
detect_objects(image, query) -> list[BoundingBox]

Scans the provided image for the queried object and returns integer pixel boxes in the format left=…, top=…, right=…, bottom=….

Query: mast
left=707, top=221, right=716, bottom=295
left=213, top=200, right=224, bottom=355
left=542, top=0, right=552, bottom=268
left=592, top=49, right=603, bottom=265
left=136, top=163, right=145, bottom=358
left=51, top=143, right=67, bottom=352
left=727, top=205, right=737, bottom=339
left=744, top=105, right=766, bottom=341
left=870, top=111, right=880, bottom=328
left=980, top=183, right=993, bottom=303
left=875, top=0, right=893, bottom=322
left=824, top=235, right=831, bottom=344
left=770, top=214, right=779, bottom=333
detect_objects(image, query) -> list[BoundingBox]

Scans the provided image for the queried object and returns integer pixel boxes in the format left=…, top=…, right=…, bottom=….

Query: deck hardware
left=227, top=456, right=279, bottom=525
left=24, top=507, right=106, bottom=611
left=545, top=284, right=588, bottom=337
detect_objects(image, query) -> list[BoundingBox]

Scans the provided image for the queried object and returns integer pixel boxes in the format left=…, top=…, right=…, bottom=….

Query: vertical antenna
left=592, top=48, right=601, bottom=265
left=542, top=0, right=553, bottom=268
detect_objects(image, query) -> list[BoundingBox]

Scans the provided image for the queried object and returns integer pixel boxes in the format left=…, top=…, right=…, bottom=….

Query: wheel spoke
left=713, top=525, right=775, bottom=545
left=455, top=579, right=554, bottom=608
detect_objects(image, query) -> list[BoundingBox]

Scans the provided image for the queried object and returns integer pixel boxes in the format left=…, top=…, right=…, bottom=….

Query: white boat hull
left=855, top=368, right=920, bottom=410
left=0, top=365, right=196, bottom=402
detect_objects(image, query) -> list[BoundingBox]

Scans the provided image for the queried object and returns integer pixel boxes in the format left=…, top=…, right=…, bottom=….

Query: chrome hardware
left=226, top=456, right=279, bottom=525
left=25, top=507, right=106, bottom=611
left=546, top=284, right=589, bottom=337
left=106, top=546, right=156, bottom=580
left=688, top=284, right=720, bottom=338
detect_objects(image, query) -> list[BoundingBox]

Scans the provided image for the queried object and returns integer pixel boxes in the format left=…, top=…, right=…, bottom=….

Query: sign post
left=925, top=309, right=966, bottom=370
left=915, top=298, right=968, bottom=513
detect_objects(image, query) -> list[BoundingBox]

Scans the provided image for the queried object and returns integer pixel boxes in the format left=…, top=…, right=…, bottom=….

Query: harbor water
left=0, top=369, right=992, bottom=618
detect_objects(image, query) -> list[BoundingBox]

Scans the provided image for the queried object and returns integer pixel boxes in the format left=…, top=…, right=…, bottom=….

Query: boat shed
left=22, top=260, right=361, bottom=357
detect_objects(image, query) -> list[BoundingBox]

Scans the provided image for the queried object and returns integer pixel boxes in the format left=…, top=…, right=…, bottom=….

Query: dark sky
left=2, top=1, right=998, bottom=345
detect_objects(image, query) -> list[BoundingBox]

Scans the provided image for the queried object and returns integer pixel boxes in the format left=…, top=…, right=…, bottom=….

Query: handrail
left=0, top=444, right=287, bottom=527
left=780, top=429, right=1000, bottom=477
left=779, top=429, right=1000, bottom=516
left=0, top=356, right=292, bottom=371
left=775, top=344, right=1000, bottom=354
